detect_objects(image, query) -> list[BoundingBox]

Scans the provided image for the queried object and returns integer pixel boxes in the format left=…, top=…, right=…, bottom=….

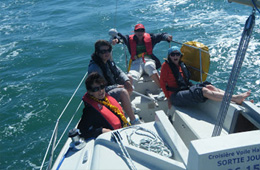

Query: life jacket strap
left=128, top=52, right=147, bottom=72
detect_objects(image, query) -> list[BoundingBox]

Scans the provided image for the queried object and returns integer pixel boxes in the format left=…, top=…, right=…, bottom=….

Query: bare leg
left=202, top=88, right=251, bottom=105
left=150, top=73, right=161, bottom=88
left=205, top=84, right=225, bottom=93
left=127, top=74, right=133, bottom=85
left=231, top=90, right=251, bottom=104
left=123, top=75, right=134, bottom=96
left=124, top=74, right=133, bottom=95
left=120, top=89, right=135, bottom=121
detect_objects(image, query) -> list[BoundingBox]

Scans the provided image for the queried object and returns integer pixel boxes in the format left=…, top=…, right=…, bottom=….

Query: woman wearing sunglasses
left=77, top=72, right=139, bottom=139
left=160, top=46, right=251, bottom=108
left=88, top=40, right=141, bottom=123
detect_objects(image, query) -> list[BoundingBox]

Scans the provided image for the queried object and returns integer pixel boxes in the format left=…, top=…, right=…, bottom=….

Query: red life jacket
left=82, top=93, right=123, bottom=130
left=129, top=33, right=153, bottom=60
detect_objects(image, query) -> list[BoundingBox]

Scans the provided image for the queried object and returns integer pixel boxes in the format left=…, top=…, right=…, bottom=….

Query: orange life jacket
left=129, top=33, right=153, bottom=60
left=82, top=93, right=123, bottom=130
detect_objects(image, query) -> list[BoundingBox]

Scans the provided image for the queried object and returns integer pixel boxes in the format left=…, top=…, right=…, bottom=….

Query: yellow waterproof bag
left=180, top=41, right=210, bottom=82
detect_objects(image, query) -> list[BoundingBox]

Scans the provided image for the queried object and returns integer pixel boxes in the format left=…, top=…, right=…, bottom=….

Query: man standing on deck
left=112, top=24, right=172, bottom=90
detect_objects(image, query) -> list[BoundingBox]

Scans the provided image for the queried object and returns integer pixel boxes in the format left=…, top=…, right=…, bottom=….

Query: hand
left=167, top=35, right=173, bottom=42
left=124, top=80, right=133, bottom=93
left=111, top=39, right=118, bottom=45
left=117, top=85, right=124, bottom=88
left=102, top=128, right=112, bottom=133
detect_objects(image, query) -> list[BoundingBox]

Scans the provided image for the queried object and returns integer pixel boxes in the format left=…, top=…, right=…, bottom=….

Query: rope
left=123, top=43, right=129, bottom=72
left=132, top=90, right=157, bottom=102
left=40, top=70, right=88, bottom=170
left=171, top=40, right=210, bottom=54
left=121, top=126, right=172, bottom=158
left=111, top=0, right=130, bottom=71
left=112, top=131, right=137, bottom=170
left=212, top=11, right=255, bottom=137
left=187, top=65, right=226, bottom=82
left=171, top=40, right=228, bottom=84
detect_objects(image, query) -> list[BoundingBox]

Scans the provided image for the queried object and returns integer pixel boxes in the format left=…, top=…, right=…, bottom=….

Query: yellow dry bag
left=180, top=41, right=210, bottom=82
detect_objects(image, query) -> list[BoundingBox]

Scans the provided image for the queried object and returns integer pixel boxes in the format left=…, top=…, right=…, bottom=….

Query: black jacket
left=117, top=32, right=171, bottom=69
left=77, top=104, right=114, bottom=139
left=117, top=32, right=171, bottom=53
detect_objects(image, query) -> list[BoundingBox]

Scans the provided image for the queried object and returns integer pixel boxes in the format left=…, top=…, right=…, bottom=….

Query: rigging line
left=57, top=70, right=88, bottom=121
left=171, top=40, right=229, bottom=83
left=171, top=40, right=226, bottom=82
left=212, top=11, right=255, bottom=137
left=187, top=66, right=226, bottom=82
left=47, top=126, right=57, bottom=170
left=171, top=40, right=210, bottom=54
left=123, top=43, right=128, bottom=72
left=40, top=70, right=88, bottom=170
left=114, top=0, right=118, bottom=28
left=111, top=0, right=128, bottom=71
left=54, top=100, right=83, bottom=150
left=252, top=0, right=260, bottom=14
left=112, top=131, right=137, bottom=170
left=170, top=3, right=177, bottom=48
left=40, top=121, right=58, bottom=170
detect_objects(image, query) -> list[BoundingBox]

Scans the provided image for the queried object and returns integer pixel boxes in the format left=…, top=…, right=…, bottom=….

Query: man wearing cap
left=113, top=24, right=172, bottom=88
left=160, top=46, right=251, bottom=108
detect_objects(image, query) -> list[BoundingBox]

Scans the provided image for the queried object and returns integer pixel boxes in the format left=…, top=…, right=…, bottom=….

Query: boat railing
left=40, top=71, right=88, bottom=170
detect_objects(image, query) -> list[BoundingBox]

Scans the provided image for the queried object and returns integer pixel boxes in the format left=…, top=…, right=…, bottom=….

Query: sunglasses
left=135, top=29, right=145, bottom=32
left=90, top=85, right=106, bottom=92
left=170, top=52, right=181, bottom=57
left=99, top=48, right=112, bottom=54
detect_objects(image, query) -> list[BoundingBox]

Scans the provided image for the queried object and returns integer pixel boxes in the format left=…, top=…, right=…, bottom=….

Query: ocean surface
left=1, top=0, right=260, bottom=169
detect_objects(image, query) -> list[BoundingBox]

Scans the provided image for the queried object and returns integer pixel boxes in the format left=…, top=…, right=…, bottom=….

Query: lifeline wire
left=212, top=10, right=255, bottom=137
left=40, top=70, right=88, bottom=170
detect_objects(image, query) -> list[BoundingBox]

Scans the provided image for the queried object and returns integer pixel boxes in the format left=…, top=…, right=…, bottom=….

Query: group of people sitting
left=78, top=24, right=251, bottom=140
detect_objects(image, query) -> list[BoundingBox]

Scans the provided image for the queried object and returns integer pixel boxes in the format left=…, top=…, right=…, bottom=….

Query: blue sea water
left=0, top=0, right=259, bottom=169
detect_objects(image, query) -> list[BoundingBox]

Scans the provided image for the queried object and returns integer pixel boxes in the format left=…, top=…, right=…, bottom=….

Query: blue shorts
left=170, top=82, right=211, bottom=107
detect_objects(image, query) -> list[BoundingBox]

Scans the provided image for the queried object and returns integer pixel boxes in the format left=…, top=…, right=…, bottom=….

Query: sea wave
left=0, top=0, right=259, bottom=169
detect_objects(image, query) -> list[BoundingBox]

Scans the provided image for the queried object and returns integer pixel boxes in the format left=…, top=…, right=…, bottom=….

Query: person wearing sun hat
left=160, top=46, right=251, bottom=108
left=134, top=23, right=145, bottom=30
left=112, top=24, right=172, bottom=89
left=167, top=46, right=183, bottom=56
